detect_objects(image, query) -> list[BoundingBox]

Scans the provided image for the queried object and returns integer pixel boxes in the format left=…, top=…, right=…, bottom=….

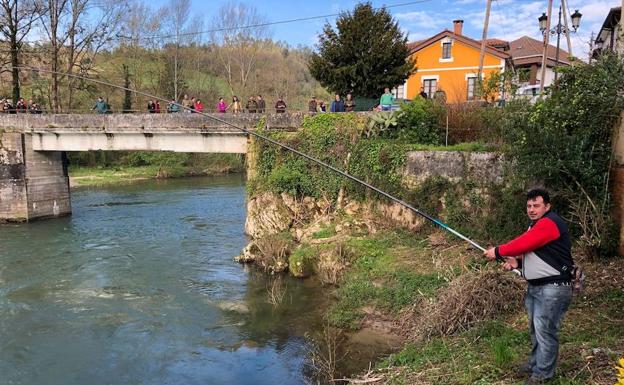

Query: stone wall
left=243, top=150, right=506, bottom=237
left=0, top=112, right=314, bottom=133
left=0, top=132, right=71, bottom=222
left=403, top=150, right=504, bottom=186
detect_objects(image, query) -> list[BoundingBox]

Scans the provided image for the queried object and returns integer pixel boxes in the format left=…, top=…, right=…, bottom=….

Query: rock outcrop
left=244, top=192, right=293, bottom=238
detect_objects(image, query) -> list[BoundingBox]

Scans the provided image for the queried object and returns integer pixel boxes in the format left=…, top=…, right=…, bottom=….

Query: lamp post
left=538, top=6, right=582, bottom=82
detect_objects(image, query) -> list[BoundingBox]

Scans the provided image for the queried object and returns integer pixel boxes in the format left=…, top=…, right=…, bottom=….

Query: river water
left=1, top=175, right=336, bottom=385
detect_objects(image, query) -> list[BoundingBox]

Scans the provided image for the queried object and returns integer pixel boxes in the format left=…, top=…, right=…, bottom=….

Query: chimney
left=453, top=19, right=464, bottom=35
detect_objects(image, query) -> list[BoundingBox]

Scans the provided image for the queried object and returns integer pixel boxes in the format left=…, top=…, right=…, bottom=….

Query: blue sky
left=150, top=0, right=620, bottom=59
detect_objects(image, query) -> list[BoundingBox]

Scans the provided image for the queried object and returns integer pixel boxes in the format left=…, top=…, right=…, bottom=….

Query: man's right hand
left=483, top=247, right=496, bottom=261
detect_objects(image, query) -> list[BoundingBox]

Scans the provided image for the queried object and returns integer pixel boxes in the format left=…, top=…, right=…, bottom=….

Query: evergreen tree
left=308, top=2, right=415, bottom=98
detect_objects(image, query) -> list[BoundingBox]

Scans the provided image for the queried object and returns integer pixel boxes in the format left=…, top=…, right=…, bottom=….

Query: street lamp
left=538, top=6, right=582, bottom=82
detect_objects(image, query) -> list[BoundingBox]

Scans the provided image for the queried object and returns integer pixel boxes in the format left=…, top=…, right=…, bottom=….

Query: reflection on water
left=0, top=175, right=397, bottom=385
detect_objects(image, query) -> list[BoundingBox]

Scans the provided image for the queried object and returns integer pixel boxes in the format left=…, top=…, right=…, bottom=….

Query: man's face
left=526, top=196, right=551, bottom=221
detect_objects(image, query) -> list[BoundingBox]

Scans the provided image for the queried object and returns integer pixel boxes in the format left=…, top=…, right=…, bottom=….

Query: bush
left=396, top=98, right=445, bottom=144
left=504, top=54, right=624, bottom=257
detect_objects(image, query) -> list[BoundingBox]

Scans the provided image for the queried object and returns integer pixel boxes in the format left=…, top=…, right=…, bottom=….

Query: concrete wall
left=0, top=132, right=28, bottom=221
left=31, top=131, right=248, bottom=153
left=0, top=112, right=310, bottom=133
left=0, top=132, right=70, bottom=222
left=403, top=150, right=504, bottom=186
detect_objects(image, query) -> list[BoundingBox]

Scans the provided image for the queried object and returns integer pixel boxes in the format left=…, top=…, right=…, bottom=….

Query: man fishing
left=483, top=189, right=574, bottom=385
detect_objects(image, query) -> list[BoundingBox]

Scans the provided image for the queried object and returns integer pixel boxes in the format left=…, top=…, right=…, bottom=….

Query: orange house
left=404, top=20, right=510, bottom=103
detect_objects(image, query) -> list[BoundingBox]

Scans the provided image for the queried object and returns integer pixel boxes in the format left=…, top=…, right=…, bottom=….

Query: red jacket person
left=484, top=188, right=574, bottom=385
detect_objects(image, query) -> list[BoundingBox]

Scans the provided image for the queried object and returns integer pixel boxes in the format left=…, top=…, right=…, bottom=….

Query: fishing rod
left=10, top=65, right=520, bottom=275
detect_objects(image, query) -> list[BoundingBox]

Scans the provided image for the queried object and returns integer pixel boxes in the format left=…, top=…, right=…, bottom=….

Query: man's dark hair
left=527, top=188, right=551, bottom=204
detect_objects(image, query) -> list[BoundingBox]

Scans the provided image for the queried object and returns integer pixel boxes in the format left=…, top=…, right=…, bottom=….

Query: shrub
left=503, top=54, right=624, bottom=258
left=396, top=97, right=445, bottom=145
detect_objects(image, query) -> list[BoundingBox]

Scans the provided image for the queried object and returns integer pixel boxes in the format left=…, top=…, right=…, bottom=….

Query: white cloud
left=459, top=0, right=619, bottom=60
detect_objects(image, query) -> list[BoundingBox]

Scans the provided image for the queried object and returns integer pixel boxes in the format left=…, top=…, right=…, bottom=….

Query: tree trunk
left=10, top=37, right=20, bottom=105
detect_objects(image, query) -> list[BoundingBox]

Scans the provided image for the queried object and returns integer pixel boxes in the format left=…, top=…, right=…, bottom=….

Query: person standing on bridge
left=246, top=96, right=257, bottom=113
left=231, top=96, right=242, bottom=113
left=275, top=97, right=286, bottom=113
left=344, top=93, right=356, bottom=112
left=92, top=97, right=108, bottom=114
left=330, top=94, right=345, bottom=113
left=217, top=97, right=228, bottom=113
left=256, top=95, right=266, bottom=113
left=167, top=99, right=180, bottom=113
left=194, top=99, right=204, bottom=113
left=380, top=87, right=394, bottom=111
left=483, top=189, right=574, bottom=385
left=182, top=94, right=192, bottom=112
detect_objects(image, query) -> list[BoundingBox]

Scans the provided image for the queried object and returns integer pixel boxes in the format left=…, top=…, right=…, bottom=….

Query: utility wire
left=116, top=0, right=434, bottom=42
left=6, top=64, right=521, bottom=276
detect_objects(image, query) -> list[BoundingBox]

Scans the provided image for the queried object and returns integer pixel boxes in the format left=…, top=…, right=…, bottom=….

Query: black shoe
left=516, top=363, right=533, bottom=378
left=523, top=375, right=551, bottom=385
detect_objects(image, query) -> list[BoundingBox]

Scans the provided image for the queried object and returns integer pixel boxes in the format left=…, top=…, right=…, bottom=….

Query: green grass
left=69, top=165, right=163, bottom=187
left=372, top=287, right=623, bottom=385
left=312, top=226, right=337, bottom=239
left=328, top=231, right=447, bottom=329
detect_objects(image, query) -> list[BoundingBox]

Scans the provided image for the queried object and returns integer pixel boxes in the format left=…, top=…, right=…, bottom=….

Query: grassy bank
left=69, top=153, right=245, bottom=187
left=319, top=226, right=623, bottom=385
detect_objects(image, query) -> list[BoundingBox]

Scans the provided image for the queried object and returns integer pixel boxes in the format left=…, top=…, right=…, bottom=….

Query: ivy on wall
left=248, top=112, right=524, bottom=243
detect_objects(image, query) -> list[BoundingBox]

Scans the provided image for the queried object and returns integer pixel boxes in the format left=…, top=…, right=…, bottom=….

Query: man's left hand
left=484, top=247, right=496, bottom=261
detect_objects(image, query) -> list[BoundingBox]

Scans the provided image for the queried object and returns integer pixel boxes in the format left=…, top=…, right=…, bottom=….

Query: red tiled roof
left=509, top=35, right=570, bottom=66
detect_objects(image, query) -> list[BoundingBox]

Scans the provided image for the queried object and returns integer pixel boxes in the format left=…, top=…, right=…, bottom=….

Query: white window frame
left=466, top=75, right=478, bottom=100
left=422, top=75, right=439, bottom=99
left=439, top=37, right=454, bottom=62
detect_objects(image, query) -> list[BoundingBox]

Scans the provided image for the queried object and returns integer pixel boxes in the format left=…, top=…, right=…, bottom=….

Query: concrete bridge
left=0, top=113, right=305, bottom=222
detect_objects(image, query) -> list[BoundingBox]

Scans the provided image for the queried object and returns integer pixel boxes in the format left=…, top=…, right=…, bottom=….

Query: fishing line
left=9, top=65, right=521, bottom=275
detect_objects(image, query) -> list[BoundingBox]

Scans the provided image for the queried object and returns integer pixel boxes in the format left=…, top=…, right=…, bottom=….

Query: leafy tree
left=308, top=2, right=415, bottom=98
left=504, top=54, right=624, bottom=258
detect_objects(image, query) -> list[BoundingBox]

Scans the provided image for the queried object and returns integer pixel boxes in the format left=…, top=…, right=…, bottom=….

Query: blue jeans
left=525, top=283, right=572, bottom=379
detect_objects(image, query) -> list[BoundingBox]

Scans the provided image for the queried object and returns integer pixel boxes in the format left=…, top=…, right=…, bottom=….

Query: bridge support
left=0, top=132, right=71, bottom=222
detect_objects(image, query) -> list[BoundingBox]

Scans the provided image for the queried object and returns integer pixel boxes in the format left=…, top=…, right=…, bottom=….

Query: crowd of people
left=0, top=97, right=43, bottom=114
left=145, top=94, right=287, bottom=114
left=308, top=93, right=357, bottom=113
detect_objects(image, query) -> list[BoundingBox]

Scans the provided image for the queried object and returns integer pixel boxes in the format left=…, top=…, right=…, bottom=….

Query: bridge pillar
left=0, top=132, right=71, bottom=222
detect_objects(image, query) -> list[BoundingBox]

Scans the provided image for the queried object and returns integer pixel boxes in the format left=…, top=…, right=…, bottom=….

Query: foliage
left=251, top=113, right=522, bottom=242
left=503, top=54, right=624, bottom=258
left=364, top=110, right=403, bottom=138
left=477, top=70, right=516, bottom=103
left=308, top=2, right=415, bottom=98
left=396, top=98, right=445, bottom=144
left=288, top=247, right=315, bottom=278
left=617, top=357, right=624, bottom=385
left=328, top=233, right=446, bottom=329
left=445, top=103, right=505, bottom=144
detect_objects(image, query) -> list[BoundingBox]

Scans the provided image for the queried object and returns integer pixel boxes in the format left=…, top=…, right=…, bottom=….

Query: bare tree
left=158, top=0, right=192, bottom=100
left=39, top=0, right=126, bottom=111
left=40, top=0, right=69, bottom=112
left=117, top=0, right=162, bottom=107
left=210, top=2, right=271, bottom=97
left=0, top=0, right=43, bottom=104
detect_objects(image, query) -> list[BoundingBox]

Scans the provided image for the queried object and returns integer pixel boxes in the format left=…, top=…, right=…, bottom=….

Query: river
left=0, top=174, right=400, bottom=385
